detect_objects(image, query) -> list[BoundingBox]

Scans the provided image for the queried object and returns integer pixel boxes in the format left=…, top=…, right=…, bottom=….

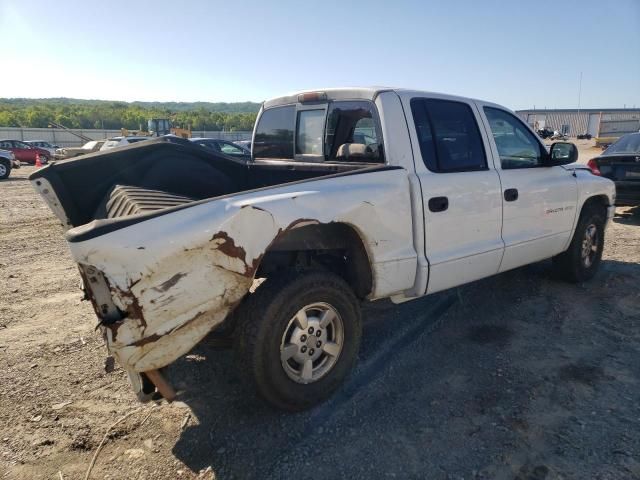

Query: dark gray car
left=190, top=138, right=251, bottom=160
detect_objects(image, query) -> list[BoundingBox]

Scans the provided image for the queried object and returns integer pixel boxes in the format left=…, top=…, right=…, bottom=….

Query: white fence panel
left=0, top=128, right=252, bottom=147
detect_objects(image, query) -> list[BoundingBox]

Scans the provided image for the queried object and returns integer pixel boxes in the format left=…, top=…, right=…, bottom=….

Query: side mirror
left=546, top=142, right=578, bottom=166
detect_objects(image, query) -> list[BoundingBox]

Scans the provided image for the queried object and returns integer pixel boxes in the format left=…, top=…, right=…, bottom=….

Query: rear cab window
left=253, top=99, right=384, bottom=164
left=410, top=98, right=487, bottom=172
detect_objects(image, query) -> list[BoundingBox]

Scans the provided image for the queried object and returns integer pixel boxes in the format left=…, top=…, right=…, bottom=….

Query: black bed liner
left=105, top=185, right=194, bottom=218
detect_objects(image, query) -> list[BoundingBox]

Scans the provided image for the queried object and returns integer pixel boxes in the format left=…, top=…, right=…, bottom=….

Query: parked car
left=25, top=140, right=60, bottom=156
left=587, top=132, right=640, bottom=206
left=55, top=140, right=106, bottom=159
left=0, top=139, right=50, bottom=164
left=30, top=87, right=615, bottom=411
left=191, top=138, right=251, bottom=159
left=234, top=140, right=252, bottom=152
left=100, top=136, right=151, bottom=151
left=0, top=149, right=20, bottom=179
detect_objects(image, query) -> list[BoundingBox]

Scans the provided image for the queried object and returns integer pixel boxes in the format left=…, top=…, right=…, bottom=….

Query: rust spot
left=211, top=231, right=247, bottom=262
left=113, top=287, right=146, bottom=327
left=105, top=321, right=124, bottom=342
left=211, top=230, right=262, bottom=277
left=153, top=272, right=187, bottom=293
left=130, top=333, right=163, bottom=347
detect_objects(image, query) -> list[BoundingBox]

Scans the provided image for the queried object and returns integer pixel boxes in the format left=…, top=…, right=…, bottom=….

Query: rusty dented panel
left=82, top=205, right=282, bottom=372
left=69, top=168, right=418, bottom=373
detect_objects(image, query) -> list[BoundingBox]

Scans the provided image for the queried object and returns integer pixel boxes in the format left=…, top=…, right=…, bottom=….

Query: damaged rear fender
left=78, top=205, right=281, bottom=372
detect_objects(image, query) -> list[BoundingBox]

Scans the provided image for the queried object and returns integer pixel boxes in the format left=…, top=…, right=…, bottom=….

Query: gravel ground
left=1, top=164, right=639, bottom=480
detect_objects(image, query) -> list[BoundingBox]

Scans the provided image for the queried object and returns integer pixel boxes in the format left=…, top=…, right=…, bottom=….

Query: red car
left=0, top=139, right=50, bottom=164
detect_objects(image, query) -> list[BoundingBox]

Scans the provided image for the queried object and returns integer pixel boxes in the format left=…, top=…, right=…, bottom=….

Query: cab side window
left=411, top=98, right=487, bottom=172
left=483, top=107, right=545, bottom=169
left=325, top=101, right=383, bottom=163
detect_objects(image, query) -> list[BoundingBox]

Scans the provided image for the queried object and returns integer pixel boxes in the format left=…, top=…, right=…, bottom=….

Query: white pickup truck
left=31, top=88, right=616, bottom=411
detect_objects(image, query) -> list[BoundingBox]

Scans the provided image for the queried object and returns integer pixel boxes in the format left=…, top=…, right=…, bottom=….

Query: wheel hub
left=581, top=223, right=598, bottom=267
left=279, top=302, right=344, bottom=384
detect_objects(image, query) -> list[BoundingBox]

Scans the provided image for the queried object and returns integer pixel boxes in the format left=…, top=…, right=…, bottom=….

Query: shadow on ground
left=613, top=205, right=640, bottom=225
left=167, top=258, right=640, bottom=479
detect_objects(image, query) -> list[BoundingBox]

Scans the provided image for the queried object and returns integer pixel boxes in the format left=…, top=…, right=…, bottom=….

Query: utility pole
left=577, top=71, right=583, bottom=136
left=577, top=72, right=582, bottom=112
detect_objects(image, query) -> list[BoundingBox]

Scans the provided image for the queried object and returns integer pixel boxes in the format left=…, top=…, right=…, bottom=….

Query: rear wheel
left=0, top=160, right=10, bottom=179
left=234, top=270, right=361, bottom=411
left=552, top=205, right=605, bottom=282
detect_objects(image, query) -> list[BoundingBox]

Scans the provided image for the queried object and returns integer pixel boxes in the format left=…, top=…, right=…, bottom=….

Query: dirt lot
left=1, top=162, right=639, bottom=480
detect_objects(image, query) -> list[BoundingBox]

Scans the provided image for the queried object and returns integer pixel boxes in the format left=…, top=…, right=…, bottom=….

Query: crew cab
left=30, top=88, right=615, bottom=410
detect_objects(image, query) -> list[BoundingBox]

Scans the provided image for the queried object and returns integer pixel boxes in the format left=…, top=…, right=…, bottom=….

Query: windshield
left=82, top=141, right=98, bottom=149
left=604, top=133, right=640, bottom=154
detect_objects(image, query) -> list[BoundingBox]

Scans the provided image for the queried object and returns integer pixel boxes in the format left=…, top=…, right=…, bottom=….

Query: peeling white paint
left=67, top=168, right=418, bottom=373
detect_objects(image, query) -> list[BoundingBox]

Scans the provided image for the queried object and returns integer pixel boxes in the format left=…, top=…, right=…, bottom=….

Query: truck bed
left=29, top=136, right=366, bottom=228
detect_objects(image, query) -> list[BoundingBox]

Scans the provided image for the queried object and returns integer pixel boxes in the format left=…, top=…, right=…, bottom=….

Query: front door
left=404, top=96, right=504, bottom=294
left=478, top=104, right=578, bottom=272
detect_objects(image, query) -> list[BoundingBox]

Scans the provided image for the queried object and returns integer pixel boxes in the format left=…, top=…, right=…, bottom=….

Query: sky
left=1, top=0, right=639, bottom=110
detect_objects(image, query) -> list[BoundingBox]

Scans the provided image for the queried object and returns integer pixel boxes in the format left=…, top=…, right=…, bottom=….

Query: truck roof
left=262, top=87, right=486, bottom=109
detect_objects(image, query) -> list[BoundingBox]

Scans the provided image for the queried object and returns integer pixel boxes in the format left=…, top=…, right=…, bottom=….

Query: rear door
left=404, top=95, right=504, bottom=294
left=477, top=104, right=578, bottom=272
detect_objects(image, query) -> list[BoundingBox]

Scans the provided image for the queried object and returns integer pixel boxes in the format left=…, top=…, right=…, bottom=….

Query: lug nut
left=309, top=348, right=315, bottom=355
left=300, top=334, right=307, bottom=342
left=308, top=327, right=314, bottom=334
left=315, top=330, right=322, bottom=337
left=301, top=346, right=307, bottom=353
left=316, top=340, right=322, bottom=347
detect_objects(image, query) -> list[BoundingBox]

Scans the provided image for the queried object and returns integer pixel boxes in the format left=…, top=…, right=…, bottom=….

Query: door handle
left=504, top=188, right=519, bottom=202
left=428, top=196, right=449, bottom=212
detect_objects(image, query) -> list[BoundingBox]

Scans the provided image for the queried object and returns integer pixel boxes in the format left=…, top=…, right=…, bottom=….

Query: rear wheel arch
left=255, top=222, right=374, bottom=299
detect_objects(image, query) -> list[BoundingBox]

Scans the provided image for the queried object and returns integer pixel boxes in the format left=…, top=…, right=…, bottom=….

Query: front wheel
left=234, top=270, right=361, bottom=411
left=553, top=206, right=605, bottom=282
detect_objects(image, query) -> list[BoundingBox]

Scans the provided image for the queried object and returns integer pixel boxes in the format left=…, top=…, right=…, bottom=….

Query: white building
left=516, top=108, right=640, bottom=138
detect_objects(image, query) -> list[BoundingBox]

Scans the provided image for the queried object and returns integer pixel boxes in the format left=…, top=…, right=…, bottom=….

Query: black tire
left=234, top=270, right=361, bottom=411
left=552, top=205, right=605, bottom=282
left=0, top=160, right=10, bottom=180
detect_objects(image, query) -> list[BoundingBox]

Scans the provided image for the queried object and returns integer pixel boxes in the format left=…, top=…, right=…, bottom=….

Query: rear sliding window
left=296, top=109, right=325, bottom=156
left=254, top=105, right=295, bottom=159
left=411, top=98, right=486, bottom=172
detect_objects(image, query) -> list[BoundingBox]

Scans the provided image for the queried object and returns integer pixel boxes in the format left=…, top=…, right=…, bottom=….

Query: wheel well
left=581, top=195, right=609, bottom=216
left=255, top=222, right=373, bottom=299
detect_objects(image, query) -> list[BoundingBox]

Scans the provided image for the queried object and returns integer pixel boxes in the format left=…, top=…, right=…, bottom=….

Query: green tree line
left=0, top=98, right=261, bottom=131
